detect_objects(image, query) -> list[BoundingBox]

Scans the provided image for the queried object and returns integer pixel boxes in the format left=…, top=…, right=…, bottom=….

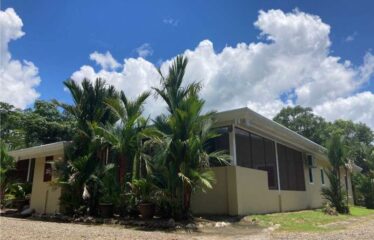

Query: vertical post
left=26, top=158, right=32, bottom=182
left=274, top=141, right=282, bottom=212
left=229, top=124, right=237, bottom=166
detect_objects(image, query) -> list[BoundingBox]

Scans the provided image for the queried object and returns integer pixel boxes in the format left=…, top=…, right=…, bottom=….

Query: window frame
left=308, top=167, right=314, bottom=184
left=320, top=168, right=325, bottom=185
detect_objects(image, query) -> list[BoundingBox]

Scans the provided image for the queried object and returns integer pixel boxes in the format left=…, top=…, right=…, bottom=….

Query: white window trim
left=320, top=168, right=325, bottom=186
left=308, top=167, right=314, bottom=184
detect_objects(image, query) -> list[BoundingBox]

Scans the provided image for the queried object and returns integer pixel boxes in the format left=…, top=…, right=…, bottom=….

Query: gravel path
left=1, top=216, right=374, bottom=240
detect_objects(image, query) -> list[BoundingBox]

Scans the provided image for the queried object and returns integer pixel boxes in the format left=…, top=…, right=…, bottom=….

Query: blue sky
left=1, top=0, right=374, bottom=128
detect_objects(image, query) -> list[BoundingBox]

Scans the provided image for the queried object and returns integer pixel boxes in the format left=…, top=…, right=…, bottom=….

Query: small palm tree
left=54, top=78, right=118, bottom=152
left=62, top=153, right=114, bottom=215
left=322, top=133, right=349, bottom=214
left=93, top=90, right=151, bottom=185
left=0, top=141, right=15, bottom=204
left=153, top=56, right=230, bottom=218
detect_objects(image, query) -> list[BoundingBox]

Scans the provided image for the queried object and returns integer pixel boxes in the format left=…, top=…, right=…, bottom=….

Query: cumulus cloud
left=314, top=92, right=374, bottom=129
left=71, top=9, right=374, bottom=128
left=90, top=51, right=120, bottom=70
left=135, top=43, right=153, bottom=58
left=0, top=8, right=41, bottom=109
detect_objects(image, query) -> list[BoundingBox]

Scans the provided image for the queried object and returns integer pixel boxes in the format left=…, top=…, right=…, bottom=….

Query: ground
left=1, top=214, right=374, bottom=240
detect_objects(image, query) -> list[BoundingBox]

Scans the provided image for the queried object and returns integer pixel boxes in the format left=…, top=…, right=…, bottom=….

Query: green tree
left=55, top=78, right=119, bottom=215
left=322, top=134, right=349, bottom=214
left=153, top=56, right=230, bottom=219
left=93, top=90, right=151, bottom=185
left=23, top=100, right=75, bottom=146
left=0, top=102, right=26, bottom=149
left=273, top=106, right=328, bottom=145
left=0, top=141, right=15, bottom=204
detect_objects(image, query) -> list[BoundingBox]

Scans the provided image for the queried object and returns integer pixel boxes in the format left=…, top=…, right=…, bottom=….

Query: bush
left=321, top=170, right=349, bottom=214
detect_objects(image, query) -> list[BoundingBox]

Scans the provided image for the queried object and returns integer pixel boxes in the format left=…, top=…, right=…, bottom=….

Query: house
left=9, top=107, right=360, bottom=215
left=9, top=142, right=68, bottom=214
left=191, top=107, right=360, bottom=215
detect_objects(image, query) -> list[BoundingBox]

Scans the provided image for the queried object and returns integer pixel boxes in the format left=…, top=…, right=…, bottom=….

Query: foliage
left=6, top=182, right=32, bottom=200
left=54, top=78, right=118, bottom=154
left=127, top=178, right=155, bottom=204
left=152, top=56, right=230, bottom=219
left=322, top=134, right=349, bottom=214
left=0, top=141, right=15, bottom=204
left=273, top=106, right=328, bottom=145
left=355, top=174, right=374, bottom=209
left=0, top=101, right=75, bottom=149
left=1, top=102, right=27, bottom=149
left=321, top=170, right=349, bottom=214
left=93, top=90, right=151, bottom=184
left=61, top=152, right=115, bottom=215
left=56, top=78, right=120, bottom=215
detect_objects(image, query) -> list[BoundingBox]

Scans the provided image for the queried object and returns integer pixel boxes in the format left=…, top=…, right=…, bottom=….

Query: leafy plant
left=151, top=56, right=230, bottom=219
left=128, top=178, right=155, bottom=204
left=321, top=134, right=349, bottom=214
left=0, top=141, right=15, bottom=204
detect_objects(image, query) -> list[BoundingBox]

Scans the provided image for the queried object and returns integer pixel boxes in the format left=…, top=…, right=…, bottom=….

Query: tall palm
left=322, top=133, right=349, bottom=213
left=93, top=90, right=151, bottom=185
left=153, top=56, right=230, bottom=218
left=54, top=78, right=118, bottom=150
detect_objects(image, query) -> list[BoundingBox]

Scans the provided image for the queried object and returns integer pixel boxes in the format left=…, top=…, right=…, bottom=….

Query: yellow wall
left=30, top=152, right=63, bottom=214
left=191, top=158, right=346, bottom=215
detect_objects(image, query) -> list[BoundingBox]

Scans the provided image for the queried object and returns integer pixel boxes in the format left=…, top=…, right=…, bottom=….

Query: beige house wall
left=10, top=144, right=65, bottom=214
left=30, top=152, right=63, bottom=214
left=191, top=157, right=348, bottom=215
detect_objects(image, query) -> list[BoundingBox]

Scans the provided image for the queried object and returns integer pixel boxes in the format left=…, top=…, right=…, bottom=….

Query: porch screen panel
left=277, top=143, right=305, bottom=191
left=235, top=128, right=251, bottom=168
left=277, top=144, right=289, bottom=190
left=264, top=139, right=277, bottom=189
left=295, top=152, right=306, bottom=190
left=251, top=134, right=265, bottom=169
left=235, top=127, right=278, bottom=189
left=208, top=127, right=230, bottom=166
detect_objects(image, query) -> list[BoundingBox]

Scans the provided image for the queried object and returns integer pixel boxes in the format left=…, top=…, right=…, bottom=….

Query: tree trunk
left=119, top=155, right=127, bottom=186
left=183, top=184, right=192, bottom=217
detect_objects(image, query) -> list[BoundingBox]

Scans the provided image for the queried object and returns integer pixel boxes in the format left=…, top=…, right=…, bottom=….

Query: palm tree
left=0, top=141, right=15, bottom=204
left=54, top=78, right=118, bottom=215
left=153, top=56, right=230, bottom=218
left=93, top=90, right=151, bottom=185
left=54, top=78, right=118, bottom=152
left=322, top=133, right=349, bottom=214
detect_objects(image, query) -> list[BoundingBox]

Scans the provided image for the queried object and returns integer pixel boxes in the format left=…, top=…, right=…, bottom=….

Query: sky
left=1, top=0, right=374, bottom=129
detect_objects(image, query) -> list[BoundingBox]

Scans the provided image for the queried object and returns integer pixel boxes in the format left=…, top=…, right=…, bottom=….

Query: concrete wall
left=192, top=161, right=332, bottom=216
left=29, top=152, right=63, bottom=214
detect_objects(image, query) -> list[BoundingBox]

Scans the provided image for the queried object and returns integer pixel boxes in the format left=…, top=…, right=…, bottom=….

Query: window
left=235, top=127, right=278, bottom=189
left=15, top=159, right=29, bottom=183
left=208, top=127, right=230, bottom=166
left=44, top=156, right=53, bottom=182
left=320, top=168, right=325, bottom=185
left=235, top=128, right=251, bottom=168
left=278, top=143, right=306, bottom=191
left=309, top=167, right=314, bottom=183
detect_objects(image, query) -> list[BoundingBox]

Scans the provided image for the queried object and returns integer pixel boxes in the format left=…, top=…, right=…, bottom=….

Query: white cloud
left=162, top=17, right=179, bottom=27
left=90, top=51, right=120, bottom=70
left=345, top=32, right=358, bottom=42
left=71, top=9, right=374, bottom=129
left=0, top=8, right=40, bottom=109
left=314, top=92, right=374, bottom=129
left=135, top=43, right=153, bottom=58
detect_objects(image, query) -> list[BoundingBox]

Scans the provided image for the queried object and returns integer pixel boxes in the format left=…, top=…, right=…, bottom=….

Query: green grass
left=246, top=206, right=374, bottom=232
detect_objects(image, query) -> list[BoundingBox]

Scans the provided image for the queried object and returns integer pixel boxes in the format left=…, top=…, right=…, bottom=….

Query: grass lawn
left=246, top=206, right=374, bottom=232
